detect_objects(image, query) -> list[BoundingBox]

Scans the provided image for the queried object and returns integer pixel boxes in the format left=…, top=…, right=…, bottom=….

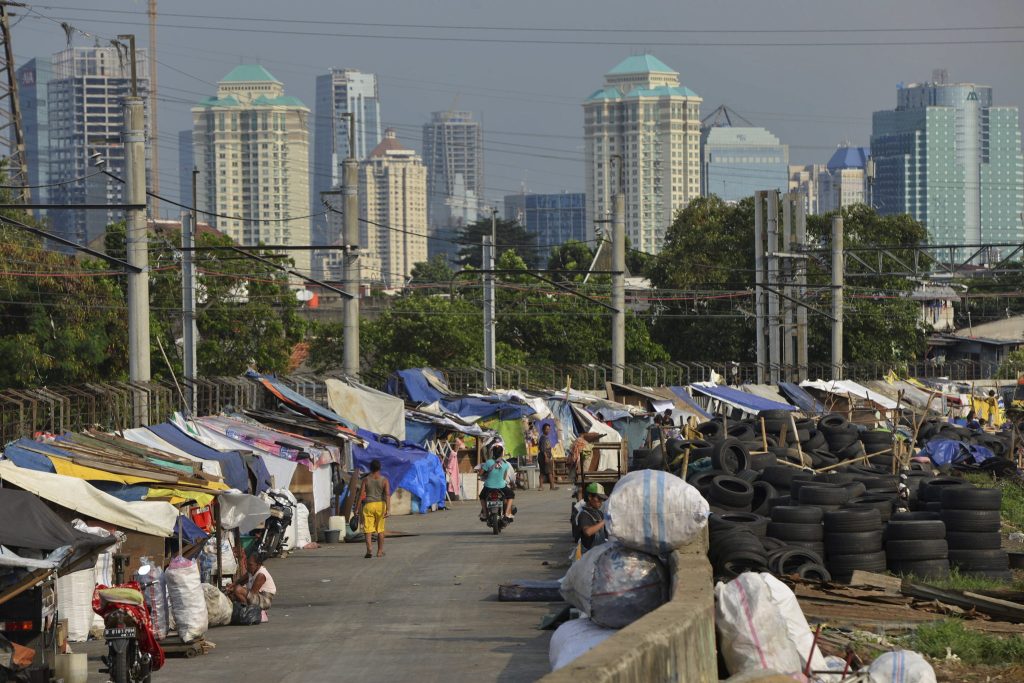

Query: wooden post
left=760, top=417, right=768, bottom=451
left=892, top=389, right=905, bottom=475
left=789, top=413, right=806, bottom=466
left=681, top=448, right=691, bottom=480
left=815, top=447, right=894, bottom=474
left=214, top=498, right=222, bottom=586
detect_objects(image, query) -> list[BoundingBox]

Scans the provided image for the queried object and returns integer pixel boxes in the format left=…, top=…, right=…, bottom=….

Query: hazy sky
left=14, top=0, right=1024, bottom=216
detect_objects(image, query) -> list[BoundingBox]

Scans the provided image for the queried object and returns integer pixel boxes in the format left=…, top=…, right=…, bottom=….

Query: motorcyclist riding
left=477, top=442, right=515, bottom=522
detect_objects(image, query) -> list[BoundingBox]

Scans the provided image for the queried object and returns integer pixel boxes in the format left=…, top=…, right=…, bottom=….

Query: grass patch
left=904, top=619, right=1024, bottom=665
left=962, top=473, right=1024, bottom=531
left=903, top=566, right=1024, bottom=592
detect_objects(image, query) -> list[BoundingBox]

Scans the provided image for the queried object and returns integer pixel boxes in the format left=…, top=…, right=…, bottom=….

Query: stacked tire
left=767, top=506, right=825, bottom=559
left=940, top=486, right=1010, bottom=580
left=884, top=512, right=949, bottom=580
left=823, top=509, right=886, bottom=580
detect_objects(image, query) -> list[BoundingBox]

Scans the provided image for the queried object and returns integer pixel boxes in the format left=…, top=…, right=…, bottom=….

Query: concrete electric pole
left=611, top=159, right=625, bottom=384
left=341, top=113, right=360, bottom=378
left=121, top=34, right=151, bottom=397
left=831, top=215, right=844, bottom=380
left=181, top=211, right=197, bottom=415
left=482, top=233, right=496, bottom=389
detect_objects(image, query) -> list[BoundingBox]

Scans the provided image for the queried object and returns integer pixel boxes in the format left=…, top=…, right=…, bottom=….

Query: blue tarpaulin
left=689, top=384, right=796, bottom=414
left=403, top=420, right=437, bottom=447
left=147, top=423, right=254, bottom=493
left=778, top=382, right=825, bottom=414
left=351, top=429, right=446, bottom=513
left=89, top=482, right=150, bottom=502
left=173, top=516, right=209, bottom=544
left=921, top=439, right=995, bottom=467
left=668, top=387, right=712, bottom=419
left=387, top=368, right=536, bottom=421
left=251, top=373, right=355, bottom=427
left=1, top=439, right=62, bottom=472
left=610, top=416, right=652, bottom=452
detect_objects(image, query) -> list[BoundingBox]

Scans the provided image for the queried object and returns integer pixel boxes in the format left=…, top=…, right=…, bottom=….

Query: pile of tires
left=767, top=506, right=824, bottom=558
left=884, top=512, right=949, bottom=580
left=822, top=509, right=886, bottom=580
left=939, top=485, right=1011, bottom=580
left=709, top=511, right=829, bottom=582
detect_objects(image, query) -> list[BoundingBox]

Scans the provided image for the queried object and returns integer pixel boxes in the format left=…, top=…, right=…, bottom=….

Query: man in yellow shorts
left=359, top=459, right=391, bottom=558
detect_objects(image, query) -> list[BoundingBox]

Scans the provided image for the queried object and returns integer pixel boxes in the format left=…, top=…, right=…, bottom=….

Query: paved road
left=84, top=489, right=572, bottom=683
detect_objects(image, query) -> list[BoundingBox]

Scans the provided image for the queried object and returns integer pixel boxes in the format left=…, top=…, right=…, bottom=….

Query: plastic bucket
left=323, top=528, right=341, bottom=544
left=54, top=653, right=88, bottom=683
left=327, top=515, right=347, bottom=531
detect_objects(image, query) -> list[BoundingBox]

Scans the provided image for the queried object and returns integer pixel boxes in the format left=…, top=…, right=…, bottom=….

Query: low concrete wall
left=540, top=530, right=717, bottom=683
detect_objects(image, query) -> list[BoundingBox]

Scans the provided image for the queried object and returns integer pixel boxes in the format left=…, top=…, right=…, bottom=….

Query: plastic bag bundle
left=715, top=572, right=805, bottom=678
left=135, top=558, right=169, bottom=640
left=56, top=569, right=96, bottom=642
left=163, top=556, right=209, bottom=643
left=295, top=503, right=312, bottom=548
left=559, top=542, right=669, bottom=629
left=201, top=584, right=233, bottom=627
left=548, top=617, right=618, bottom=671
left=868, top=651, right=936, bottom=683
left=605, top=470, right=709, bottom=555
left=761, top=573, right=827, bottom=674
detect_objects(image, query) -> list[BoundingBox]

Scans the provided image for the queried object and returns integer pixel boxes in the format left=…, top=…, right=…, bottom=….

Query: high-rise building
left=504, top=192, right=586, bottom=249
left=178, top=129, right=193, bottom=207
left=871, top=78, right=1023, bottom=246
left=311, top=68, right=382, bottom=256
left=584, top=54, right=702, bottom=254
left=422, top=110, right=483, bottom=242
left=700, top=124, right=789, bottom=202
left=191, top=65, right=311, bottom=273
left=352, top=128, right=427, bottom=289
left=16, top=57, right=53, bottom=218
left=788, top=164, right=827, bottom=215
left=818, top=145, right=868, bottom=213
left=46, top=46, right=150, bottom=246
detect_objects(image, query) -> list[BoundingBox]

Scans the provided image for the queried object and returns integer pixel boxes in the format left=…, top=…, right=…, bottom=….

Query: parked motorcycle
left=93, top=584, right=164, bottom=683
left=482, top=489, right=517, bottom=535
left=255, top=490, right=294, bottom=558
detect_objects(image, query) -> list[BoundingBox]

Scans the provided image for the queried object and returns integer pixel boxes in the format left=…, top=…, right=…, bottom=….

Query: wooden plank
left=902, top=582, right=1024, bottom=623
left=849, top=570, right=902, bottom=593
left=0, top=568, right=51, bottom=607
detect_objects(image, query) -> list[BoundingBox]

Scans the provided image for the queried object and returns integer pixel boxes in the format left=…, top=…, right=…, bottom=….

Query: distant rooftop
left=220, top=64, right=280, bottom=83
left=954, top=314, right=1024, bottom=342
left=369, top=128, right=411, bottom=157
left=827, top=145, right=869, bottom=171
left=607, top=54, right=676, bottom=75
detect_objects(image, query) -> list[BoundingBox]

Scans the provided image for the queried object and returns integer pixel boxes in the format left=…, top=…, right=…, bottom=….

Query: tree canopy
left=455, top=217, right=539, bottom=268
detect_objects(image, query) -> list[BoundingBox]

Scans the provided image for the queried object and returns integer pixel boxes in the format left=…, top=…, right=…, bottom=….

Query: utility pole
left=482, top=234, right=496, bottom=389
left=766, top=189, right=781, bottom=384
left=831, top=215, right=844, bottom=380
left=147, top=0, right=159, bottom=214
left=181, top=211, right=197, bottom=415
left=341, top=112, right=360, bottom=378
left=753, top=191, right=766, bottom=383
left=121, top=34, right=151, bottom=405
left=611, top=156, right=625, bottom=384
left=795, top=192, right=808, bottom=379
left=781, top=194, right=794, bottom=380
left=0, top=2, right=29, bottom=201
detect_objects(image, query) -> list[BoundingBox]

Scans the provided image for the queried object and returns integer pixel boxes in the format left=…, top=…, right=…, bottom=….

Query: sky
left=12, top=0, right=1024, bottom=217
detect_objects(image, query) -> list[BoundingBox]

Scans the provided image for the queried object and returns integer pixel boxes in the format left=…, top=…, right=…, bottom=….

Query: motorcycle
left=255, top=490, right=295, bottom=558
left=483, top=489, right=516, bottom=535
left=93, top=584, right=164, bottom=683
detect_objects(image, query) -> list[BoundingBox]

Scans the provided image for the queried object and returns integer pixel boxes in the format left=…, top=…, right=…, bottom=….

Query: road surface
left=84, top=488, right=572, bottom=682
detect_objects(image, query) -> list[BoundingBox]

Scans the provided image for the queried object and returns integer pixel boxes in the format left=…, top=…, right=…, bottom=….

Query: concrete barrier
left=540, top=530, right=716, bottom=683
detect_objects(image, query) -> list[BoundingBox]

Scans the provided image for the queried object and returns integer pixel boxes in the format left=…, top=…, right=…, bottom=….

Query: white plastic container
left=461, top=472, right=479, bottom=500
left=54, top=653, right=88, bottom=683
left=328, top=515, right=347, bottom=531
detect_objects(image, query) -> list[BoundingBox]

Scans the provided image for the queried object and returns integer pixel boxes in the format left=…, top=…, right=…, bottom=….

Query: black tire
left=710, top=532, right=765, bottom=564
left=923, top=501, right=944, bottom=512
left=824, top=530, right=883, bottom=554
left=759, top=466, right=812, bottom=490
left=828, top=550, right=887, bottom=575
left=768, top=495, right=792, bottom=509
left=770, top=548, right=825, bottom=575
left=712, top=438, right=751, bottom=474
left=766, top=521, right=824, bottom=542
left=940, top=486, right=1002, bottom=511
left=696, top=421, right=725, bottom=441
left=837, top=441, right=866, bottom=460
left=719, top=551, right=770, bottom=579
left=947, top=548, right=1009, bottom=571
left=727, top=423, right=756, bottom=442
left=810, top=452, right=840, bottom=468
left=888, top=559, right=950, bottom=580
left=819, top=414, right=849, bottom=430
left=842, top=482, right=868, bottom=500
left=884, top=520, right=946, bottom=541
left=711, top=476, right=755, bottom=508
left=111, top=648, right=128, bottom=683
left=940, top=509, right=1001, bottom=533
left=843, top=495, right=895, bottom=522
left=945, top=531, right=1002, bottom=550
left=824, top=508, right=882, bottom=533
left=491, top=517, right=501, bottom=534
left=735, top=468, right=761, bottom=483
left=687, top=469, right=729, bottom=497
left=750, top=481, right=777, bottom=516
left=862, top=475, right=899, bottom=492
left=804, top=429, right=827, bottom=451
left=890, top=511, right=940, bottom=522
left=798, top=562, right=832, bottom=583
left=709, top=512, right=768, bottom=537
left=771, top=505, right=823, bottom=524
left=885, top=539, right=948, bottom=561
left=799, top=485, right=852, bottom=506
left=919, top=477, right=969, bottom=503
left=815, top=472, right=855, bottom=485
left=748, top=452, right=778, bottom=471
left=760, top=536, right=787, bottom=552
left=787, top=540, right=826, bottom=556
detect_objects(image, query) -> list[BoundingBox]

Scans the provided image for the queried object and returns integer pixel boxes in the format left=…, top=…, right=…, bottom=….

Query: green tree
left=456, top=217, right=539, bottom=268
left=997, top=348, right=1024, bottom=379
left=409, top=254, right=455, bottom=284
left=546, top=240, right=594, bottom=280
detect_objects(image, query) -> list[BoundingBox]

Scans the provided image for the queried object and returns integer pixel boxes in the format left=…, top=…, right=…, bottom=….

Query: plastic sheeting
left=121, top=428, right=224, bottom=479
left=218, top=492, right=271, bottom=534
left=801, top=379, right=900, bottom=410
left=147, top=423, right=252, bottom=493
left=920, top=439, right=995, bottom=467
left=777, top=382, right=825, bottom=414
left=325, top=378, right=405, bottom=440
left=252, top=373, right=353, bottom=426
left=0, top=462, right=178, bottom=537
left=690, top=383, right=796, bottom=414
left=387, top=368, right=536, bottom=421
left=352, top=429, right=446, bottom=513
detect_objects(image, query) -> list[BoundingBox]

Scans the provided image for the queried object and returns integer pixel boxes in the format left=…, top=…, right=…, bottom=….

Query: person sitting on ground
left=576, top=483, right=609, bottom=552
left=477, top=442, right=515, bottom=521
left=358, top=458, right=391, bottom=558
left=227, top=552, right=276, bottom=610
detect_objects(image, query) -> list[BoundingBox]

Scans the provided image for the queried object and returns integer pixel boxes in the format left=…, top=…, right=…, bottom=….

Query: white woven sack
left=295, top=503, right=312, bottom=548
left=201, top=583, right=233, bottom=627
left=715, top=572, right=805, bottom=678
left=164, top=557, right=209, bottom=642
left=868, top=651, right=936, bottom=683
left=55, top=569, right=96, bottom=642
left=548, top=617, right=617, bottom=671
left=605, top=469, right=708, bottom=554
left=761, top=573, right=827, bottom=674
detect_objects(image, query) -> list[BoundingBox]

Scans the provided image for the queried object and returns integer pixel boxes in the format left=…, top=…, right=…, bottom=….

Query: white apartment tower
left=354, top=129, right=428, bottom=290
left=192, top=65, right=311, bottom=274
left=422, top=110, right=483, bottom=232
left=584, top=54, right=702, bottom=253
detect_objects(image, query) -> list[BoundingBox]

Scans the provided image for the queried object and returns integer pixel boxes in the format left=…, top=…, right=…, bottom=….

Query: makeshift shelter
left=668, top=386, right=713, bottom=420
left=739, top=384, right=794, bottom=407
left=145, top=423, right=257, bottom=493
left=689, top=383, right=797, bottom=416
left=800, top=379, right=899, bottom=424
left=386, top=368, right=536, bottom=421
left=252, top=373, right=355, bottom=426
left=0, top=488, right=114, bottom=564
left=351, top=430, right=446, bottom=514
left=777, top=382, right=826, bottom=414
left=325, top=377, right=405, bottom=440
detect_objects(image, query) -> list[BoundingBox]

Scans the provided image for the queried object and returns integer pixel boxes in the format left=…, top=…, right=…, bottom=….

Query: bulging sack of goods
left=201, top=583, right=233, bottom=627
left=559, top=541, right=669, bottom=629
left=548, top=617, right=618, bottom=671
left=605, top=469, right=709, bottom=555
left=867, top=651, right=936, bottom=683
left=163, top=555, right=209, bottom=643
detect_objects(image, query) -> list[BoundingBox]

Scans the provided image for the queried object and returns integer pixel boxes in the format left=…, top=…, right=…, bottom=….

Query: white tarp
left=801, top=379, right=900, bottom=410
left=0, top=462, right=178, bottom=537
left=326, top=378, right=405, bottom=440
left=0, top=545, right=71, bottom=570
left=122, top=427, right=223, bottom=479
left=259, top=453, right=298, bottom=490
left=217, top=492, right=271, bottom=534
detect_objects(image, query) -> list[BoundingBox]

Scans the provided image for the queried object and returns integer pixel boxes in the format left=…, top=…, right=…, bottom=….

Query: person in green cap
left=577, top=482, right=609, bottom=551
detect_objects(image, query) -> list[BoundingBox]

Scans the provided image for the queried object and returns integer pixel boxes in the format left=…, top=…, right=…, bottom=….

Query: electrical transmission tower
left=0, top=2, right=29, bottom=202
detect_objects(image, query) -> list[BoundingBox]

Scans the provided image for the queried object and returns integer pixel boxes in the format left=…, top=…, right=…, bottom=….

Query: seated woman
left=226, top=553, right=276, bottom=610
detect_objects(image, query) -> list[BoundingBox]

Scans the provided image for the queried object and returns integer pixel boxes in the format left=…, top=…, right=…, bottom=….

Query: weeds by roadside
left=903, top=619, right=1024, bottom=665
